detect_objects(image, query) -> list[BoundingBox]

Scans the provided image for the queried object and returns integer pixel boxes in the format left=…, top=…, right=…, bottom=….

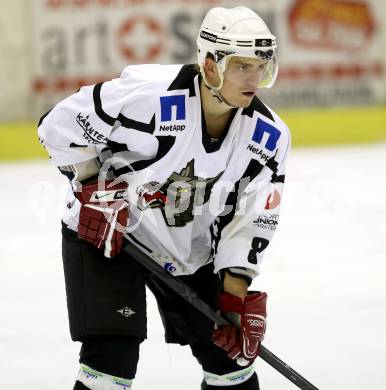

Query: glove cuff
left=76, top=180, right=128, bottom=205
left=219, top=291, right=267, bottom=316
left=218, top=292, right=244, bottom=314
left=244, top=291, right=267, bottom=317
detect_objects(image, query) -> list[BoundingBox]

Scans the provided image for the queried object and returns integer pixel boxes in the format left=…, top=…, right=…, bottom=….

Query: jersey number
left=247, top=237, right=269, bottom=264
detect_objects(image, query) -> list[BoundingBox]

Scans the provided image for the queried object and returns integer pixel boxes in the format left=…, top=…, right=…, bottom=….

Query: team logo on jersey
left=76, top=112, right=108, bottom=144
left=160, top=95, right=186, bottom=122
left=137, top=159, right=223, bottom=227
left=253, top=213, right=279, bottom=231
left=252, top=118, right=281, bottom=152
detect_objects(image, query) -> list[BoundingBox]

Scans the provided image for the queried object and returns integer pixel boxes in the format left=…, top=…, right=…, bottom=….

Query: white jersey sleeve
left=39, top=82, right=115, bottom=165
left=211, top=114, right=290, bottom=280
left=37, top=66, right=159, bottom=166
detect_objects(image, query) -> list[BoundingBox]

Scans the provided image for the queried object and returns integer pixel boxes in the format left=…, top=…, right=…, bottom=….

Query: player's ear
left=204, top=57, right=217, bottom=76
left=203, top=57, right=221, bottom=87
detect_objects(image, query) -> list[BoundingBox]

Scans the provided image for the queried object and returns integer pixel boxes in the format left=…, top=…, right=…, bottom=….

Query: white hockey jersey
left=38, top=64, right=290, bottom=279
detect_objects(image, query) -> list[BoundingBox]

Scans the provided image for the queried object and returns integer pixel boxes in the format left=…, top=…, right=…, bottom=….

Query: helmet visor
left=257, top=55, right=278, bottom=88
left=220, top=54, right=278, bottom=91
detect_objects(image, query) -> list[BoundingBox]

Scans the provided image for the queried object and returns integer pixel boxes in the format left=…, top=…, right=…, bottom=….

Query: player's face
left=221, top=57, right=269, bottom=107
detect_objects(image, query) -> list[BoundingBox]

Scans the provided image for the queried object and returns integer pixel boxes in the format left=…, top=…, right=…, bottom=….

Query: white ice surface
left=1, top=144, right=386, bottom=390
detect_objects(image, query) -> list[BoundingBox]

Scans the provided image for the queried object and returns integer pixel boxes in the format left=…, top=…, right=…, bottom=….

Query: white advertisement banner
left=31, top=0, right=385, bottom=114
left=259, top=0, right=386, bottom=107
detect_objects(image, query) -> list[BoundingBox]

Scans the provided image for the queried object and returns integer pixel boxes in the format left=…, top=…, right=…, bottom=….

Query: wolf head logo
left=137, top=159, right=223, bottom=226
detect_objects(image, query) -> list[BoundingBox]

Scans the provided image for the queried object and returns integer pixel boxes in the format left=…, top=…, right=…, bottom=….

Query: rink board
left=1, top=106, right=386, bottom=161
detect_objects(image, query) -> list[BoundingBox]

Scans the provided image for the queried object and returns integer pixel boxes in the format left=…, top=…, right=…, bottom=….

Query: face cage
left=215, top=48, right=279, bottom=89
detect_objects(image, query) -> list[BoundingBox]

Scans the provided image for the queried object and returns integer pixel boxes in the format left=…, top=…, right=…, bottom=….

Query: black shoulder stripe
left=113, top=136, right=175, bottom=175
left=131, top=136, right=175, bottom=171
left=70, top=143, right=87, bottom=148
left=266, top=157, right=279, bottom=174
left=93, top=83, right=116, bottom=126
left=271, top=174, right=285, bottom=183
left=241, top=96, right=275, bottom=122
left=210, top=159, right=265, bottom=256
left=94, top=83, right=156, bottom=134
left=107, top=140, right=130, bottom=153
left=37, top=109, right=52, bottom=127
left=118, top=113, right=155, bottom=134
left=167, top=64, right=198, bottom=97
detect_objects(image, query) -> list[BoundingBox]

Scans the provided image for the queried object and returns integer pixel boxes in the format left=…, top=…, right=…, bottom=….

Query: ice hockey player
left=38, top=6, right=290, bottom=390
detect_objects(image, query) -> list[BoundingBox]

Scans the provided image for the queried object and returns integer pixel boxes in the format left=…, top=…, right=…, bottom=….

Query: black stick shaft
left=124, top=242, right=318, bottom=390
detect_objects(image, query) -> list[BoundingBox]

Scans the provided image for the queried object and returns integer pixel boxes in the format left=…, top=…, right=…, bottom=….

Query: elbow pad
left=58, top=158, right=100, bottom=182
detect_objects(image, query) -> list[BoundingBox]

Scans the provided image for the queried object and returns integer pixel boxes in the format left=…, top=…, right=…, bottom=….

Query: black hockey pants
left=62, top=224, right=259, bottom=389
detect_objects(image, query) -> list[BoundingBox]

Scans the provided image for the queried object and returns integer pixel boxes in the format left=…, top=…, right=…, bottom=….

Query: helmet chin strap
left=199, top=64, right=238, bottom=109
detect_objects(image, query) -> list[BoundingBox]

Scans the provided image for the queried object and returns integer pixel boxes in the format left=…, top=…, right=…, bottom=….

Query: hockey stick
left=123, top=240, right=319, bottom=390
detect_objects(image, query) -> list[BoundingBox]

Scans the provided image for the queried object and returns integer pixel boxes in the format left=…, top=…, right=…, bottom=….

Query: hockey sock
left=76, top=363, right=132, bottom=390
left=201, top=372, right=259, bottom=389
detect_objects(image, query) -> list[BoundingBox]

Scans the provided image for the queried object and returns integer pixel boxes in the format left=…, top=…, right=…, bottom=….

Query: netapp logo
left=200, top=31, right=217, bottom=43
left=159, top=124, right=186, bottom=132
left=247, top=144, right=270, bottom=162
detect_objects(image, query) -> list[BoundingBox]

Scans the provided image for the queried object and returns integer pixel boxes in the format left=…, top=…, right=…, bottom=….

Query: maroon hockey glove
left=75, top=180, right=129, bottom=258
left=212, top=291, right=267, bottom=363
